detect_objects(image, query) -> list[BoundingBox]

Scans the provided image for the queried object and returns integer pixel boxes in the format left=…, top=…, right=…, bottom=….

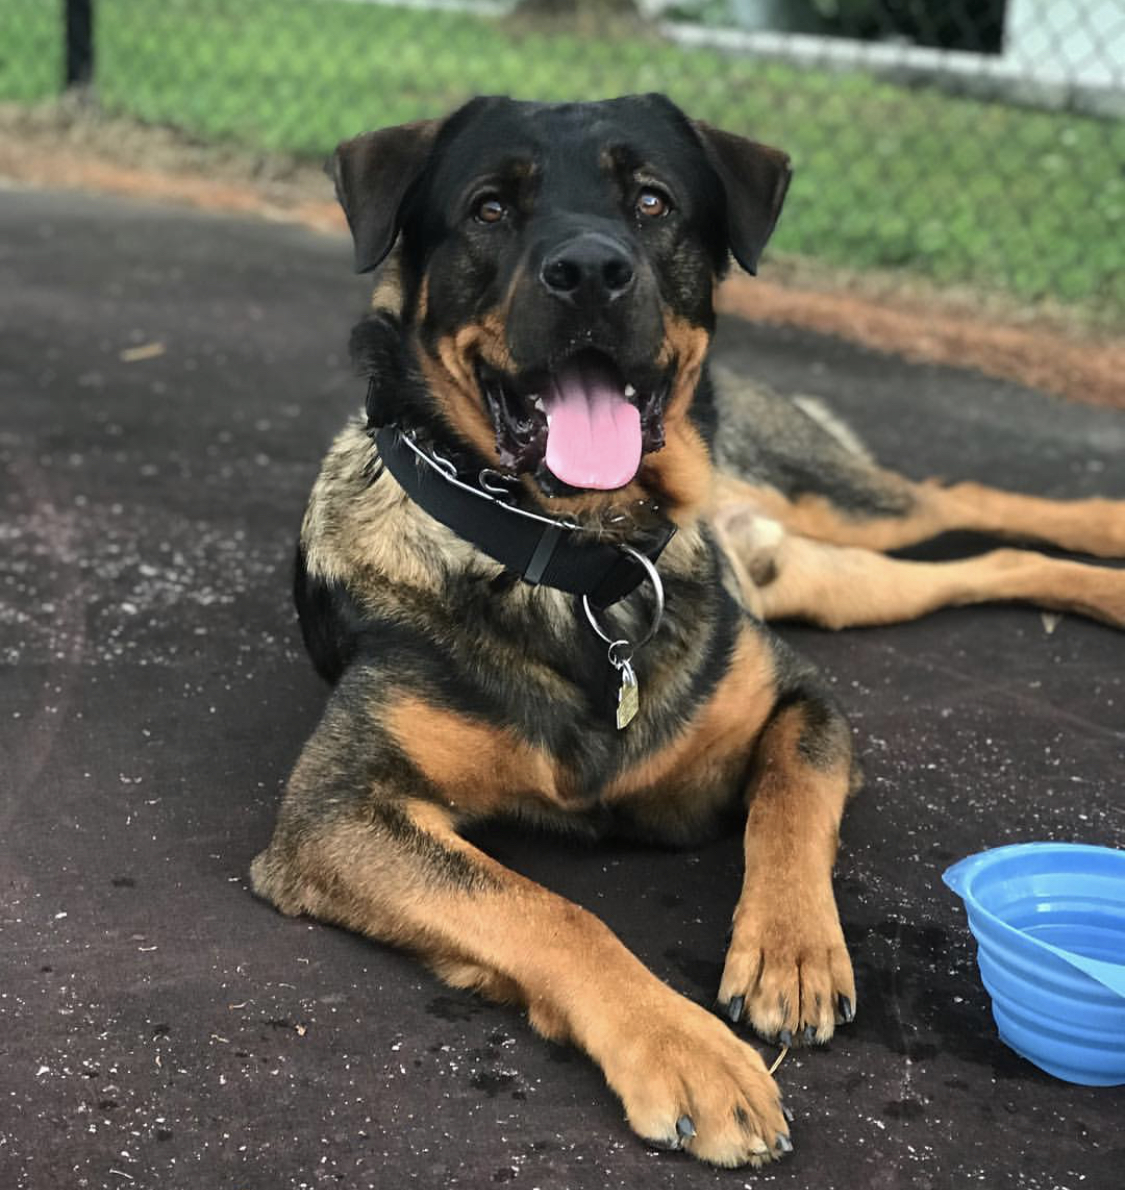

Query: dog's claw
left=780, top=1102, right=794, bottom=1124
left=803, top=1025, right=817, bottom=1045
left=676, top=1115, right=696, bottom=1140
left=726, top=995, right=744, bottom=1024
left=838, top=994, right=855, bottom=1024
left=775, top=1132, right=794, bottom=1154
left=778, top=1028, right=793, bottom=1047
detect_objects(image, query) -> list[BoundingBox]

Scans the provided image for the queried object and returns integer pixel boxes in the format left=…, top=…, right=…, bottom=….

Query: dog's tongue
left=541, top=357, right=641, bottom=490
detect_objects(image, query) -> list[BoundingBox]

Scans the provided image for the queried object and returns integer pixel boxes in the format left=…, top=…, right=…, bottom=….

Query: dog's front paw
left=600, top=993, right=792, bottom=1168
left=717, top=891, right=856, bottom=1047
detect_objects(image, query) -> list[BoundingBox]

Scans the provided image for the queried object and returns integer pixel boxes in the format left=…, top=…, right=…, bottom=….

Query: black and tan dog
left=251, top=94, right=1125, bottom=1167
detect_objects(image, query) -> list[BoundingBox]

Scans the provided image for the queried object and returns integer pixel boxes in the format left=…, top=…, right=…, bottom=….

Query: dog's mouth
left=477, top=349, right=667, bottom=492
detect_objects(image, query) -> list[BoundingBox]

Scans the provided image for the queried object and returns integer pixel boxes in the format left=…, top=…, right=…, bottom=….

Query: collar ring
left=581, top=544, right=666, bottom=652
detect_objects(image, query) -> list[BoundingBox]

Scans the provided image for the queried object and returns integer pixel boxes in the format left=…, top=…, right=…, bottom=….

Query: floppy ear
left=692, top=122, right=792, bottom=276
left=331, top=119, right=442, bottom=274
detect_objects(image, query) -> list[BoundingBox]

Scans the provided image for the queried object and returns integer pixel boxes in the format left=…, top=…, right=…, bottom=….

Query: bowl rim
left=943, top=842, right=1125, bottom=994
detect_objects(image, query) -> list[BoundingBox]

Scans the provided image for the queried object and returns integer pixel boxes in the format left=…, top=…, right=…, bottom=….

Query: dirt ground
left=2, top=100, right=1122, bottom=410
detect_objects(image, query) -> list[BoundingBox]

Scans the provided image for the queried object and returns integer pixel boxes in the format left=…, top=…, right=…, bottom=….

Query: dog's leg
left=769, top=480, right=1125, bottom=559
left=717, top=680, right=858, bottom=1046
left=716, top=469, right=1125, bottom=560
left=720, top=520, right=1125, bottom=629
left=251, top=694, right=791, bottom=1168
left=711, top=378, right=1125, bottom=558
left=927, top=483, right=1125, bottom=558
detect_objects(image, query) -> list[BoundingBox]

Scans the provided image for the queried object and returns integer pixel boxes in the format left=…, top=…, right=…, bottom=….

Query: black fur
left=285, top=96, right=843, bottom=851
left=251, top=102, right=863, bottom=1160
left=341, top=95, right=790, bottom=498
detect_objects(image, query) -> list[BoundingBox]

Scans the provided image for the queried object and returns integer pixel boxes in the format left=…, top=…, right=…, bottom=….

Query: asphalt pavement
left=1, top=187, right=1123, bottom=1190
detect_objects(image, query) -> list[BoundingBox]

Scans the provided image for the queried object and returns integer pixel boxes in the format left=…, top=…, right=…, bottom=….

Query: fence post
left=64, top=0, right=95, bottom=91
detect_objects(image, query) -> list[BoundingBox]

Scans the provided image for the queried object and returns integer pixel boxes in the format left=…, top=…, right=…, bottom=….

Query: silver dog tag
left=614, top=658, right=639, bottom=730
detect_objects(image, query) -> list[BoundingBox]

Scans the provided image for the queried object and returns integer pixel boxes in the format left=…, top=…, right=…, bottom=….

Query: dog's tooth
left=533, top=395, right=544, bottom=411
left=623, top=383, right=636, bottom=398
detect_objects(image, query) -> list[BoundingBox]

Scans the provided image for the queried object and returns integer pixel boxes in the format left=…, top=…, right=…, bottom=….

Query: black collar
left=373, top=423, right=675, bottom=610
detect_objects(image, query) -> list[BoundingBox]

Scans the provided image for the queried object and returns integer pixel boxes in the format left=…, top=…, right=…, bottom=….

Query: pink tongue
left=541, top=358, right=642, bottom=490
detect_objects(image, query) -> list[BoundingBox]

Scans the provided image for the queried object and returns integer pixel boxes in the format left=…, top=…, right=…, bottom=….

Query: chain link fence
left=3, top=0, right=1123, bottom=315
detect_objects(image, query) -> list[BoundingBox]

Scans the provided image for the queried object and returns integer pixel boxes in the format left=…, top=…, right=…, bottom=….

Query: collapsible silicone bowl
left=943, top=843, right=1125, bottom=1086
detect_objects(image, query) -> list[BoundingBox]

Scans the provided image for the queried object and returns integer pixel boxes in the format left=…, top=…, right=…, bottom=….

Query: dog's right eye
left=635, top=187, right=671, bottom=220
left=473, top=196, right=508, bottom=225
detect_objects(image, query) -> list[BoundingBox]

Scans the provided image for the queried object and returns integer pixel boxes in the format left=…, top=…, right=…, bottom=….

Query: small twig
left=768, top=1045, right=789, bottom=1075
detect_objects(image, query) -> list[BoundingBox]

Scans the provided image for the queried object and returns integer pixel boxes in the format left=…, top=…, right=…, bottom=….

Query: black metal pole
left=64, top=0, right=95, bottom=90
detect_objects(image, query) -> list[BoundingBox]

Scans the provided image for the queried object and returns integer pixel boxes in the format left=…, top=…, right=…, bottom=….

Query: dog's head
left=336, top=94, right=790, bottom=522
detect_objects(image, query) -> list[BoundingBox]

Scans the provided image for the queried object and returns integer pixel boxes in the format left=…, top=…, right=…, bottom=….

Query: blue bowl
left=943, top=843, right=1125, bottom=1086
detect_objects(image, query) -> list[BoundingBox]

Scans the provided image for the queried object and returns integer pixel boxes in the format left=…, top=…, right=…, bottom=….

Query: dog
left=250, top=94, right=1125, bottom=1168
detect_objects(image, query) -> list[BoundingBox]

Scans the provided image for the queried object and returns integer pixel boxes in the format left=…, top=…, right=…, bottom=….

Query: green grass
left=4, top=0, right=1123, bottom=313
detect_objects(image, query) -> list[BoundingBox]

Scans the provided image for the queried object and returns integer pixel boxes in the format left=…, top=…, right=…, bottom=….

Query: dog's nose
left=539, top=234, right=635, bottom=306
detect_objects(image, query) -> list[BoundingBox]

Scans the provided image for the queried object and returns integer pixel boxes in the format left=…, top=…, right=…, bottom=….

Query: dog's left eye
left=635, top=188, right=671, bottom=219
left=474, top=196, right=509, bottom=225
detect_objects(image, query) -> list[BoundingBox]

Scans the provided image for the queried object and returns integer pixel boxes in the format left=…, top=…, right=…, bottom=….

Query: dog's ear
left=692, top=122, right=792, bottom=276
left=331, top=119, right=442, bottom=274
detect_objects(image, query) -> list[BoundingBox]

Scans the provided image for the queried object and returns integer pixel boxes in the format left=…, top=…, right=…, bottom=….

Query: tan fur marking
left=640, top=311, right=716, bottom=522
left=606, top=626, right=776, bottom=801
left=778, top=491, right=945, bottom=551
left=711, top=471, right=785, bottom=514
left=417, top=349, right=499, bottom=460
left=639, top=414, right=713, bottom=526
left=386, top=696, right=562, bottom=813
left=709, top=462, right=942, bottom=554
left=656, top=309, right=711, bottom=385
left=417, top=311, right=514, bottom=462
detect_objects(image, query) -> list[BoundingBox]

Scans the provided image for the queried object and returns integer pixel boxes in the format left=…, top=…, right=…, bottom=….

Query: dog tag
left=614, top=658, right=639, bottom=730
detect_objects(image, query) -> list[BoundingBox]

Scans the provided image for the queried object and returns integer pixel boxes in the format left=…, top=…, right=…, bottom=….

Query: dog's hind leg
left=723, top=524, right=1125, bottom=630
left=910, top=482, right=1125, bottom=559
left=726, top=475, right=1125, bottom=561
left=710, top=370, right=1125, bottom=558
